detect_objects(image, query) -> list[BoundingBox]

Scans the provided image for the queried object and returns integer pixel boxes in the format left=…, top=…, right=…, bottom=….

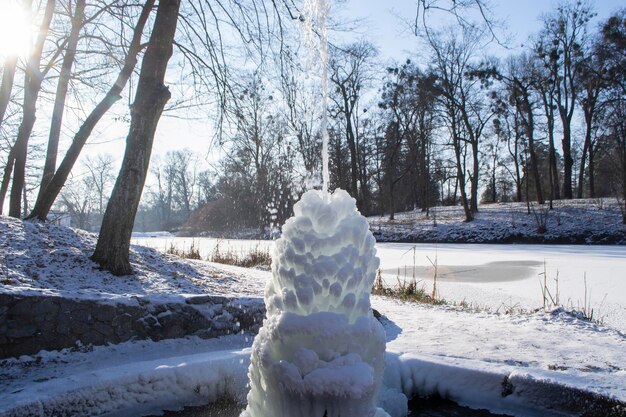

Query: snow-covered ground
left=1, top=298, right=624, bottom=416
left=0, top=216, right=265, bottom=302
left=1, top=215, right=625, bottom=416
left=369, top=199, right=626, bottom=244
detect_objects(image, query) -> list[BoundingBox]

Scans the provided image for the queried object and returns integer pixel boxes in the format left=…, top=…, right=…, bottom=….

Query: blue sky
left=336, top=0, right=625, bottom=61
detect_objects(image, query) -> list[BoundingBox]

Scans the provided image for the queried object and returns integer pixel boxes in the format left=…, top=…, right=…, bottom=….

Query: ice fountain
left=240, top=189, right=389, bottom=417
left=240, top=0, right=390, bottom=414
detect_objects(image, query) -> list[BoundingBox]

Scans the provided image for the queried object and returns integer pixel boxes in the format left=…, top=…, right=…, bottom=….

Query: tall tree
left=536, top=1, right=594, bottom=199
left=92, top=0, right=180, bottom=275
left=329, top=41, right=377, bottom=211
left=27, top=0, right=155, bottom=221
left=37, top=0, right=85, bottom=198
left=532, top=62, right=560, bottom=205
left=427, top=26, right=491, bottom=220
left=84, top=153, right=115, bottom=217
left=577, top=49, right=604, bottom=198
left=595, top=9, right=626, bottom=222
left=489, top=54, right=544, bottom=204
left=7, top=0, right=55, bottom=217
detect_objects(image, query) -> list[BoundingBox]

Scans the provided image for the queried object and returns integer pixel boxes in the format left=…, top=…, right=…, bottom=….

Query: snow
left=1, top=214, right=625, bottom=416
left=242, top=190, right=387, bottom=417
left=0, top=336, right=252, bottom=417
left=374, top=298, right=625, bottom=415
left=369, top=199, right=626, bottom=245
left=1, top=299, right=624, bottom=416
left=0, top=215, right=265, bottom=303
left=131, top=231, right=175, bottom=238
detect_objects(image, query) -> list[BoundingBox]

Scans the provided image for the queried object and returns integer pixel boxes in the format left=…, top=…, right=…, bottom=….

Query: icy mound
left=242, top=189, right=388, bottom=417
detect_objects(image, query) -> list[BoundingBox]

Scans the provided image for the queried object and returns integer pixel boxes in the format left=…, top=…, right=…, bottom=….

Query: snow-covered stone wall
left=0, top=294, right=264, bottom=359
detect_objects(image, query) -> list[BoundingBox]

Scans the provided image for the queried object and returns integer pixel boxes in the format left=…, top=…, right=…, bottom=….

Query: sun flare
left=0, top=0, right=33, bottom=61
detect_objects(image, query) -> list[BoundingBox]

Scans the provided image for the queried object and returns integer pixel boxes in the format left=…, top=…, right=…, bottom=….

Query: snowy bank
left=370, top=200, right=626, bottom=245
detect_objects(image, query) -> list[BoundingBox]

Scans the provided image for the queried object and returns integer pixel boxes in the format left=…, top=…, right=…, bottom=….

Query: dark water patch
left=151, top=396, right=511, bottom=417
left=147, top=398, right=243, bottom=417
left=408, top=395, right=512, bottom=416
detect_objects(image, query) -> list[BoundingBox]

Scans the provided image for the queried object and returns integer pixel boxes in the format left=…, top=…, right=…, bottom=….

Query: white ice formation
left=241, top=189, right=388, bottom=417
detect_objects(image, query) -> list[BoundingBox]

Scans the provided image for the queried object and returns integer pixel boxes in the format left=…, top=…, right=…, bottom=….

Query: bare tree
left=165, top=149, right=197, bottom=217
left=279, top=49, right=322, bottom=184
left=59, top=174, right=96, bottom=230
left=595, top=9, right=626, bottom=222
left=329, top=40, right=377, bottom=211
left=84, top=153, right=115, bottom=216
left=532, top=62, right=560, bottom=205
left=6, top=0, right=56, bottom=218
left=535, top=1, right=594, bottom=199
left=428, top=26, right=492, bottom=220
left=92, top=0, right=180, bottom=275
left=577, top=38, right=607, bottom=198
left=38, top=0, right=86, bottom=197
left=27, top=0, right=155, bottom=221
left=487, top=54, right=544, bottom=204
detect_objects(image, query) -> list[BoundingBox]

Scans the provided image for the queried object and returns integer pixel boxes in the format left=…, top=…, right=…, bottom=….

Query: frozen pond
left=131, top=237, right=626, bottom=331
left=375, top=242, right=626, bottom=331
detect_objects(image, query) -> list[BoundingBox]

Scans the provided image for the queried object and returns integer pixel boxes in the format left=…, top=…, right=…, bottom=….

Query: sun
left=0, top=0, right=33, bottom=61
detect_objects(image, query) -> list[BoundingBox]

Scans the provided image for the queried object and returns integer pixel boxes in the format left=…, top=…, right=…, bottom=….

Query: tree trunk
left=92, top=0, right=180, bottom=275
left=622, top=136, right=626, bottom=224
left=470, top=139, right=479, bottom=213
left=0, top=56, right=17, bottom=213
left=588, top=143, right=595, bottom=198
left=491, top=157, right=497, bottom=203
left=388, top=176, right=395, bottom=221
left=578, top=90, right=598, bottom=199
left=8, top=83, right=38, bottom=217
left=8, top=0, right=55, bottom=218
left=27, top=0, right=155, bottom=221
left=521, top=91, right=544, bottom=204
left=512, top=138, right=522, bottom=202
left=0, top=56, right=18, bottom=127
left=0, top=146, right=16, bottom=214
left=577, top=128, right=590, bottom=199
left=453, top=137, right=472, bottom=222
left=37, top=0, right=85, bottom=197
left=541, top=91, right=560, bottom=202
left=561, top=122, right=573, bottom=199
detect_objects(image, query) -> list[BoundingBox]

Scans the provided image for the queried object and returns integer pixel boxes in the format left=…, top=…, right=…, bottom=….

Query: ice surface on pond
left=241, top=189, right=389, bottom=417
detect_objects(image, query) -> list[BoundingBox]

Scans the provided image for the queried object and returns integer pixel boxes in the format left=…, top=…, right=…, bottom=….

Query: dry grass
left=166, top=240, right=271, bottom=269
left=209, top=241, right=271, bottom=269
left=372, top=269, right=446, bottom=305
left=166, top=241, right=201, bottom=260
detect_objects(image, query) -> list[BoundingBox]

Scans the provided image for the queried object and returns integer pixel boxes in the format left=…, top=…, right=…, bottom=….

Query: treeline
left=0, top=1, right=624, bottom=249
left=182, top=2, right=626, bottom=234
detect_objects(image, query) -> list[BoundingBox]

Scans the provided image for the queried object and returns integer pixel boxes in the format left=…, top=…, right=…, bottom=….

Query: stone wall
left=0, top=293, right=265, bottom=359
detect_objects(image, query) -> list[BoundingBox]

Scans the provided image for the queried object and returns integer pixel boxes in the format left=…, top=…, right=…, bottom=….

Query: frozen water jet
left=241, top=189, right=389, bottom=417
